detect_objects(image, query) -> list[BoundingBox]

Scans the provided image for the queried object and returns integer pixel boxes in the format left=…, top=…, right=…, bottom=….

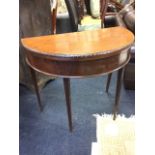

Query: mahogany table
left=21, top=26, right=134, bottom=132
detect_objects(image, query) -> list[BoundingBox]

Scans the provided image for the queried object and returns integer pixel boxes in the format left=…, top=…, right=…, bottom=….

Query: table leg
left=63, top=78, right=73, bottom=132
left=105, top=73, right=112, bottom=93
left=29, top=67, right=43, bottom=111
left=113, top=68, right=124, bottom=120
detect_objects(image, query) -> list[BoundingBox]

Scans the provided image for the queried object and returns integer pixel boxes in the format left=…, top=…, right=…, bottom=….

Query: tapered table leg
left=113, top=68, right=124, bottom=120
left=29, top=67, right=43, bottom=111
left=63, top=78, right=73, bottom=132
left=105, top=73, right=112, bottom=93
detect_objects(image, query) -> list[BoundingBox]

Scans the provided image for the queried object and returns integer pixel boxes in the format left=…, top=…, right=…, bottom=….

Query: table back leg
left=63, top=78, right=73, bottom=132
left=105, top=73, right=112, bottom=93
left=113, top=68, right=124, bottom=120
left=29, top=67, right=43, bottom=111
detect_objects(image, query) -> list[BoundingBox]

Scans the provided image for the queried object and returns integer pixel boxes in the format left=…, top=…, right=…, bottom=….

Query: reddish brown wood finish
left=110, top=0, right=124, bottom=10
left=106, top=73, right=112, bottom=93
left=22, top=27, right=134, bottom=78
left=113, top=67, right=125, bottom=120
left=29, top=66, right=43, bottom=111
left=21, top=27, right=134, bottom=131
left=22, top=27, right=133, bottom=58
left=51, top=0, right=58, bottom=34
left=100, top=0, right=109, bottom=21
left=26, top=48, right=130, bottom=78
left=63, top=78, right=72, bottom=132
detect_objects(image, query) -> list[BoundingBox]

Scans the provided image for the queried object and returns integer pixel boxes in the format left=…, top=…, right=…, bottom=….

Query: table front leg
left=113, top=68, right=125, bottom=120
left=63, top=78, right=73, bottom=132
left=29, top=67, right=43, bottom=111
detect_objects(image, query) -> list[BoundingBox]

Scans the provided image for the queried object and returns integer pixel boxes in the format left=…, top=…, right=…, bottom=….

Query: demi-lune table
left=21, top=26, right=134, bottom=132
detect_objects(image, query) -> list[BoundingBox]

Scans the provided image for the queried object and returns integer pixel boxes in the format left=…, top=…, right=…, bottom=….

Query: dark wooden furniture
left=64, top=0, right=109, bottom=31
left=51, top=0, right=58, bottom=34
left=105, top=3, right=135, bottom=91
left=21, top=27, right=134, bottom=131
left=109, top=0, right=124, bottom=11
left=64, top=0, right=125, bottom=33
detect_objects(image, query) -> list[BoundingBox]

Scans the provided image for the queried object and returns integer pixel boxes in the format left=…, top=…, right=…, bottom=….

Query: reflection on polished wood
left=21, top=26, right=134, bottom=131
left=22, top=27, right=134, bottom=59
left=22, top=27, right=134, bottom=78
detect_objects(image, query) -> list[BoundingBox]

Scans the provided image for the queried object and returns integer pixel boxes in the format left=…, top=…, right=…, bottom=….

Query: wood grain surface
left=21, top=27, right=134, bottom=77
left=21, top=27, right=134, bottom=59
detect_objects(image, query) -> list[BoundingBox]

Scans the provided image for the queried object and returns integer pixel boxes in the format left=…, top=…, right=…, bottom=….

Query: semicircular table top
left=21, top=26, right=134, bottom=59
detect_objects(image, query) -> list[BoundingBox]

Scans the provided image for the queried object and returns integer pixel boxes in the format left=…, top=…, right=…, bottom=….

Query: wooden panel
left=26, top=49, right=130, bottom=77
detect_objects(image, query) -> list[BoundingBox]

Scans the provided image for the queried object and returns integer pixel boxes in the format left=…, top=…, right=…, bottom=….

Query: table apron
left=26, top=49, right=130, bottom=78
